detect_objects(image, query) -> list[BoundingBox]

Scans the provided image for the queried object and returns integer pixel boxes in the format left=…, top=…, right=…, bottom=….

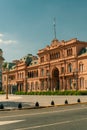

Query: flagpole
left=53, top=17, right=56, bottom=39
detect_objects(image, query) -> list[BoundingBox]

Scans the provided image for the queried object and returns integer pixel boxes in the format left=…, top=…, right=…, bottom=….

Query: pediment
left=50, top=39, right=60, bottom=47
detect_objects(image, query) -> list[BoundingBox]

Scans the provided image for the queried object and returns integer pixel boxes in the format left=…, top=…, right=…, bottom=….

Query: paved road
left=0, top=104, right=87, bottom=130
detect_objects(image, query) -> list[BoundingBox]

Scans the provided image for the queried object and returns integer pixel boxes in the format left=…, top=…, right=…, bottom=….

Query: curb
left=0, top=102, right=87, bottom=111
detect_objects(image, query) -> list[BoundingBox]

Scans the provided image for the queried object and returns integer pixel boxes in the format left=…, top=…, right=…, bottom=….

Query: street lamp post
left=47, top=72, right=50, bottom=91
left=73, top=69, right=78, bottom=90
left=26, top=75, right=28, bottom=92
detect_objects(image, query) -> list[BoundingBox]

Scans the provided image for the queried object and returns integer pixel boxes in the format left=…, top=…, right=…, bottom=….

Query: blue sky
left=0, top=0, right=87, bottom=62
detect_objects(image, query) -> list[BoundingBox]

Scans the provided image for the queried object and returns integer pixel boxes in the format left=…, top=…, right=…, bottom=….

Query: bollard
left=18, top=103, right=22, bottom=109
left=51, top=100, right=55, bottom=106
left=35, top=102, right=39, bottom=107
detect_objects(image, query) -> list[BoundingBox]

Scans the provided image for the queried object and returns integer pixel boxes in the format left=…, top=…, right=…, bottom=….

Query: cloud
left=0, top=33, right=17, bottom=45
left=0, top=39, right=17, bottom=45
left=0, top=33, right=4, bottom=37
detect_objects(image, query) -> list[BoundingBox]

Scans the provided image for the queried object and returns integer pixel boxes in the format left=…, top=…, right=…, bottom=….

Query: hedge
left=0, top=91, right=5, bottom=94
left=15, top=90, right=87, bottom=95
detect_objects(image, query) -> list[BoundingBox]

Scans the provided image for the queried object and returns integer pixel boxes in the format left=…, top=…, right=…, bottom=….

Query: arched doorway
left=52, top=67, right=60, bottom=90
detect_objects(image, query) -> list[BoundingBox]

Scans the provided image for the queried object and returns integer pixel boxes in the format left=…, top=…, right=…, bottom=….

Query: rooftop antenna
left=53, top=17, right=56, bottom=39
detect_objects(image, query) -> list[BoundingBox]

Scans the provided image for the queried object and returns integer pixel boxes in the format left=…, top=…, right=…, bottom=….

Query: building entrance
left=52, top=67, right=60, bottom=90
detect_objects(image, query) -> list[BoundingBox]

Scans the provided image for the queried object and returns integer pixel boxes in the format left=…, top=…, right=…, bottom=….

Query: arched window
left=30, top=72, right=32, bottom=78
left=36, top=70, right=38, bottom=77
left=18, top=73, right=19, bottom=79
left=58, top=52, right=60, bottom=58
left=68, top=63, right=72, bottom=72
left=31, top=71, right=33, bottom=78
left=20, top=73, right=21, bottom=79
left=22, top=72, right=24, bottom=78
left=54, top=53, right=56, bottom=59
left=69, top=78, right=73, bottom=89
left=50, top=52, right=60, bottom=60
left=31, top=82, right=34, bottom=90
left=41, top=80, right=44, bottom=90
left=35, top=82, right=38, bottom=90
left=33, top=71, right=35, bottom=77
left=51, top=54, right=54, bottom=59
left=27, top=82, right=30, bottom=90
left=70, top=48, right=72, bottom=55
left=28, top=72, right=30, bottom=78
left=50, top=54, right=52, bottom=60
left=53, top=68, right=59, bottom=77
left=34, top=70, right=38, bottom=77
left=41, top=69, right=44, bottom=76
left=80, top=77, right=84, bottom=88
left=40, top=56, right=44, bottom=63
left=56, top=53, right=58, bottom=58
left=67, top=48, right=72, bottom=56
left=79, top=63, right=84, bottom=72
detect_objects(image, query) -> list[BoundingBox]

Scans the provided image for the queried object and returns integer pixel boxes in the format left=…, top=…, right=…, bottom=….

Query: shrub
left=51, top=100, right=55, bottom=106
left=0, top=104, right=4, bottom=109
left=79, top=91, right=87, bottom=95
left=75, top=91, right=81, bottom=95
left=35, top=102, right=39, bottom=107
left=65, top=100, right=68, bottom=104
left=15, top=90, right=87, bottom=96
left=18, top=103, right=22, bottom=109
left=0, top=91, right=5, bottom=94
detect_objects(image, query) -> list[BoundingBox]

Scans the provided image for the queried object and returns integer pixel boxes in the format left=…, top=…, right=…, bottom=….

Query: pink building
left=2, top=38, right=87, bottom=93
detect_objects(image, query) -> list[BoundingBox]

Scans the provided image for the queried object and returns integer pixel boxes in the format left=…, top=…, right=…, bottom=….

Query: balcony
left=16, top=78, right=24, bottom=82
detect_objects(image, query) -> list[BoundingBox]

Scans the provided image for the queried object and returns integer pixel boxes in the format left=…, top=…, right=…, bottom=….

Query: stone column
left=59, top=78, right=62, bottom=90
left=64, top=78, right=67, bottom=90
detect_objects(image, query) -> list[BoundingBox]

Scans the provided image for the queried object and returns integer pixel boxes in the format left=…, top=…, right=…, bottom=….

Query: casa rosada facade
left=2, top=38, right=87, bottom=93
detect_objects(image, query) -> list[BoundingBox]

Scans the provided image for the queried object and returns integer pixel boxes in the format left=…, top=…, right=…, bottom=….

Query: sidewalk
left=0, top=94, right=87, bottom=110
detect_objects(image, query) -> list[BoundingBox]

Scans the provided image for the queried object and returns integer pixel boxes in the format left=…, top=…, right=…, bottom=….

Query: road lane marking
left=15, top=117, right=87, bottom=130
left=15, top=120, right=71, bottom=130
left=0, top=106, right=87, bottom=119
left=0, top=120, right=24, bottom=126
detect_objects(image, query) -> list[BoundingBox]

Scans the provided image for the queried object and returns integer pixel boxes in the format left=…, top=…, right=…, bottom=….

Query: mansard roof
left=79, top=47, right=87, bottom=55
